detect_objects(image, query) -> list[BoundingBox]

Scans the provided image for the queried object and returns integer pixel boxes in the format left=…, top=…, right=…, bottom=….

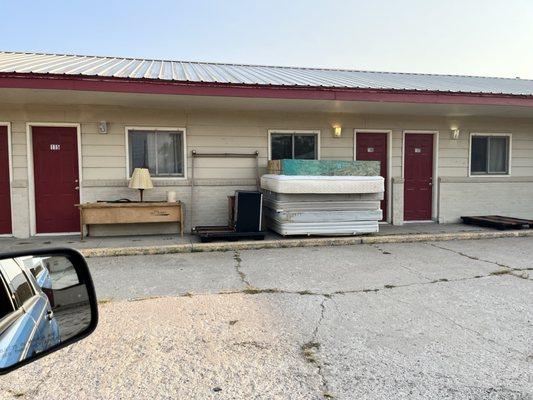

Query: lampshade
left=129, top=168, right=153, bottom=189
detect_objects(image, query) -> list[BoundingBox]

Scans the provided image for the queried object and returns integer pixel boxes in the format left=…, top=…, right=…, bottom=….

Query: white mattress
left=264, top=208, right=382, bottom=223
left=263, top=198, right=381, bottom=212
left=266, top=219, right=379, bottom=236
left=263, top=192, right=385, bottom=202
left=261, top=174, right=384, bottom=194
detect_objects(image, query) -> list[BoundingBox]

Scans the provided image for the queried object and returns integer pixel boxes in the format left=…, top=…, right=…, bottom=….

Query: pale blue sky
left=1, top=0, right=532, bottom=78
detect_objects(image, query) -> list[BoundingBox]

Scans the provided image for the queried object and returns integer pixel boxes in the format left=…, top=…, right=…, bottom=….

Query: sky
left=1, top=0, right=532, bottom=78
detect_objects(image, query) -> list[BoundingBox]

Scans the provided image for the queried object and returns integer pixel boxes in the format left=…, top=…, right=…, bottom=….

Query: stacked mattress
left=261, top=174, right=384, bottom=236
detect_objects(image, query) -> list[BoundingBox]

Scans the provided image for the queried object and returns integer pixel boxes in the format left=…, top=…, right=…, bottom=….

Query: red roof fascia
left=1, top=72, right=533, bottom=107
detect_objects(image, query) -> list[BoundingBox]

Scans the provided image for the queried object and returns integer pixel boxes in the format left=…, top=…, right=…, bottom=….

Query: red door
left=356, top=132, right=388, bottom=221
left=0, top=126, right=11, bottom=234
left=33, top=127, right=80, bottom=233
left=404, top=134, right=433, bottom=221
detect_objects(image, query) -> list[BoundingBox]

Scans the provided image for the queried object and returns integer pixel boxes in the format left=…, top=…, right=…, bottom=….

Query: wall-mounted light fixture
left=451, top=128, right=460, bottom=140
left=333, top=125, right=342, bottom=138
left=98, top=121, right=108, bottom=134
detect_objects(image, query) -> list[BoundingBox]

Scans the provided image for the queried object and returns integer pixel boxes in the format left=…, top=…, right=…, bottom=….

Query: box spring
left=266, top=218, right=379, bottom=236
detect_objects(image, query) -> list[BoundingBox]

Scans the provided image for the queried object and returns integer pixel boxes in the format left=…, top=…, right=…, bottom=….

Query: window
left=0, top=273, right=14, bottom=321
left=470, top=135, right=510, bottom=175
left=0, top=259, right=34, bottom=307
left=128, top=129, right=185, bottom=177
left=270, top=132, right=318, bottom=160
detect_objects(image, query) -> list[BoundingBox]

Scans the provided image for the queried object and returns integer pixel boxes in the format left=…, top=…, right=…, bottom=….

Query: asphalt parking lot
left=1, top=237, right=532, bottom=400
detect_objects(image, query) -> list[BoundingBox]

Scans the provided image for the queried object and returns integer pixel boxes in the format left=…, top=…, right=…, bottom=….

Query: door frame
left=353, top=129, right=392, bottom=224
left=0, top=122, right=13, bottom=237
left=26, top=122, right=83, bottom=236
left=402, top=130, right=439, bottom=222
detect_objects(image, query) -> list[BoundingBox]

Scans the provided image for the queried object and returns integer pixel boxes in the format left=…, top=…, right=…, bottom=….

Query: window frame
left=125, top=126, right=187, bottom=180
left=267, top=130, right=321, bottom=161
left=468, top=133, right=512, bottom=177
left=0, top=269, right=16, bottom=316
left=0, top=261, right=35, bottom=309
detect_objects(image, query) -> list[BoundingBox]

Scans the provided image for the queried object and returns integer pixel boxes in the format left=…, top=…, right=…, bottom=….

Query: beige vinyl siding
left=1, top=102, right=533, bottom=236
left=1, top=106, right=532, bottom=184
left=391, top=132, right=403, bottom=178
left=10, top=122, right=27, bottom=182
left=511, top=132, right=533, bottom=176
left=438, top=137, right=469, bottom=177
left=4, top=105, right=531, bottom=184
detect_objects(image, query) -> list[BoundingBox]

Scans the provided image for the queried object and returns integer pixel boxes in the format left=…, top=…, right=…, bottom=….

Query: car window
left=0, top=272, right=15, bottom=320
left=30, top=264, right=44, bottom=278
left=0, top=259, right=34, bottom=307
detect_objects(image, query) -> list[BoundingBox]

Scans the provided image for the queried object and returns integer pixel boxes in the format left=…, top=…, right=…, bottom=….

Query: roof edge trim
left=1, top=72, right=533, bottom=107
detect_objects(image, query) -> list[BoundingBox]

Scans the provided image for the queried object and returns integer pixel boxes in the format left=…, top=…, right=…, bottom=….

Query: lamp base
left=139, top=189, right=144, bottom=202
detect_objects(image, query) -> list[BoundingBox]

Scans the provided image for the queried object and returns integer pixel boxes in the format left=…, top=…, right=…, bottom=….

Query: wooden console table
left=77, top=202, right=184, bottom=239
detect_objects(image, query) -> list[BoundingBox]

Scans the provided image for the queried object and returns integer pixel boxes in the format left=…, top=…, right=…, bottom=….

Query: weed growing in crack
left=242, top=286, right=281, bottom=295
left=234, top=250, right=254, bottom=288
left=490, top=269, right=511, bottom=276
left=301, top=341, right=320, bottom=363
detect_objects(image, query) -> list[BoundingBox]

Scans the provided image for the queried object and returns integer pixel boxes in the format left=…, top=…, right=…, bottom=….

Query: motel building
left=0, top=51, right=532, bottom=239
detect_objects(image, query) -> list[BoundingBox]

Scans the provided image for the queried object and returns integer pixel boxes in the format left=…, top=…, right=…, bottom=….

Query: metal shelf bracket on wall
left=189, top=150, right=260, bottom=232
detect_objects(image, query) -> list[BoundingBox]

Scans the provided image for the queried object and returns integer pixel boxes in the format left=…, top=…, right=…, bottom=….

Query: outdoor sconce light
left=451, top=128, right=460, bottom=140
left=333, top=125, right=342, bottom=138
left=98, top=121, right=108, bottom=134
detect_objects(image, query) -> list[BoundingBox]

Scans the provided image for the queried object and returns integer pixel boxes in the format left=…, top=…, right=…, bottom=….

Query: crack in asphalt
left=232, top=250, right=334, bottom=399
left=233, top=251, right=252, bottom=288
left=302, top=295, right=333, bottom=399
left=430, top=243, right=511, bottom=268
left=161, top=265, right=531, bottom=301
left=430, top=243, right=531, bottom=280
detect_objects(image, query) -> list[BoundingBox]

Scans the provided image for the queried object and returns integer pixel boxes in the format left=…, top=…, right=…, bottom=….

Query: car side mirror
left=0, top=248, right=98, bottom=374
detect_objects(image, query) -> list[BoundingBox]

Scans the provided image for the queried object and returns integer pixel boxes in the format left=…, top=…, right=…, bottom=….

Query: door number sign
left=415, top=148, right=422, bottom=153
left=367, top=147, right=375, bottom=153
left=50, top=144, right=61, bottom=151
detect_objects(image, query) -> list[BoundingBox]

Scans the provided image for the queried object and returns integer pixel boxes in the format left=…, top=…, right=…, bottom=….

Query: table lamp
left=129, top=168, right=153, bottom=202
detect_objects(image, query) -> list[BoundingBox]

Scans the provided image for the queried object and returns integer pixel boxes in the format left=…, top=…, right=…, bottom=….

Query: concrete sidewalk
left=1, top=223, right=532, bottom=257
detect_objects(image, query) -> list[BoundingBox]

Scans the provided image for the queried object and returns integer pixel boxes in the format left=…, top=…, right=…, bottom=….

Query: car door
left=13, top=261, right=60, bottom=357
left=24, top=294, right=59, bottom=357
left=0, top=260, right=37, bottom=367
left=0, top=259, right=60, bottom=363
